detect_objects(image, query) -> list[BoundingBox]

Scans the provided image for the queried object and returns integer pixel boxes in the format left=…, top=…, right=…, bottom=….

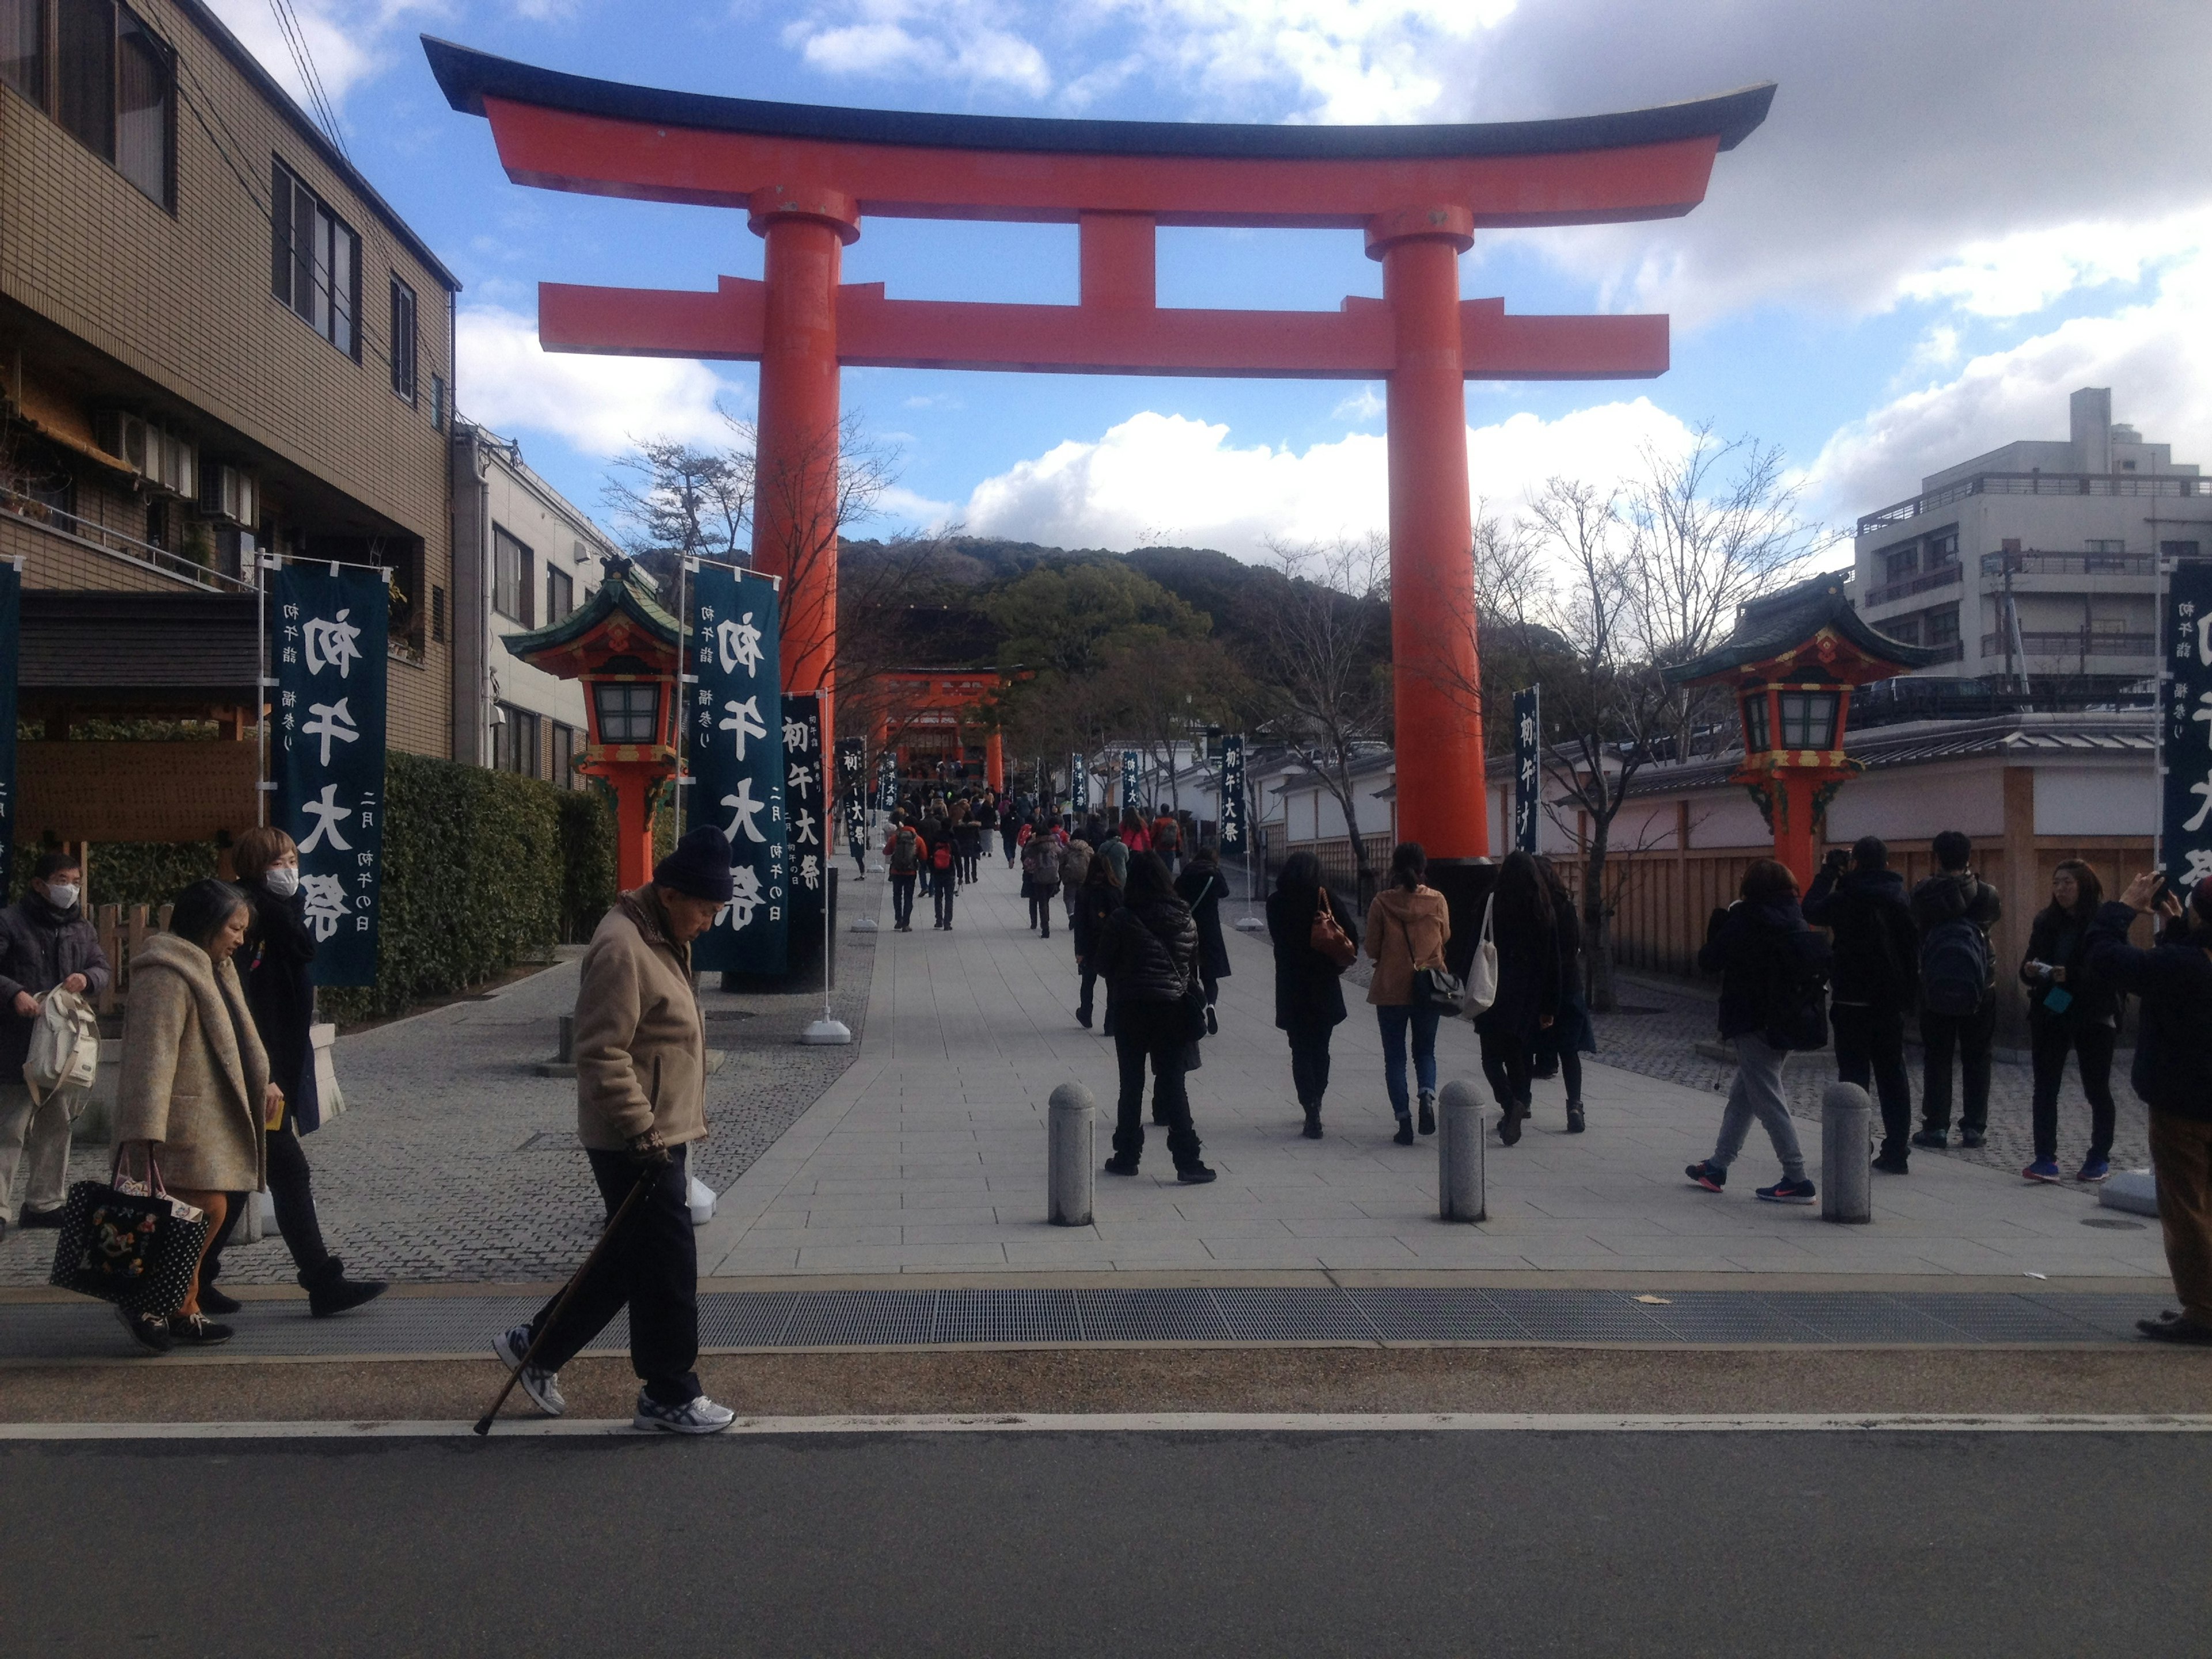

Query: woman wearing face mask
left=194, top=827, right=385, bottom=1319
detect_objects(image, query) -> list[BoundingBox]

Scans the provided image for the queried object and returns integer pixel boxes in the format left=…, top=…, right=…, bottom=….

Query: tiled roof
left=20, top=592, right=259, bottom=703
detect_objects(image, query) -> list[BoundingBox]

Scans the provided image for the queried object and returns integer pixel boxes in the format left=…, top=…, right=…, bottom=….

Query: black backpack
left=1762, top=926, right=1832, bottom=1052
left=1921, top=915, right=1991, bottom=1017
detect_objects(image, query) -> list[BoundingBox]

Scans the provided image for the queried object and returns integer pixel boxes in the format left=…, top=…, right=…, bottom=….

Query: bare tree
left=1239, top=533, right=1393, bottom=905
left=752, top=414, right=897, bottom=700
left=603, top=428, right=754, bottom=594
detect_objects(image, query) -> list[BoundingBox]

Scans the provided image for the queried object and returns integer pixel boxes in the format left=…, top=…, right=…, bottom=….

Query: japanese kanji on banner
left=1216, top=733, right=1246, bottom=857
left=2161, top=561, right=2212, bottom=892
left=836, top=736, right=867, bottom=847
left=274, top=564, right=387, bottom=987
left=1513, top=686, right=1541, bottom=855
left=1069, top=752, right=1089, bottom=812
left=782, top=694, right=827, bottom=939
left=0, top=565, right=18, bottom=899
left=1120, top=750, right=1140, bottom=813
left=687, top=562, right=786, bottom=976
left=877, top=749, right=898, bottom=813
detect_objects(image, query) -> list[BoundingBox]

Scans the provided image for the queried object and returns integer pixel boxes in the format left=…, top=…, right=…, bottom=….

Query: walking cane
left=475, top=1163, right=660, bottom=1436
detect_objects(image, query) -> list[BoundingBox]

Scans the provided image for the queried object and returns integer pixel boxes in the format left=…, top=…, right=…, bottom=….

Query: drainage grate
left=779, top=1289, right=937, bottom=1347
left=697, top=1293, right=799, bottom=1348
left=1904, top=1293, right=2115, bottom=1344
left=1639, top=1291, right=1828, bottom=1345
left=1214, top=1286, right=1379, bottom=1342
left=2082, top=1217, right=2148, bottom=1230
left=1075, top=1287, right=1233, bottom=1343
left=1351, top=1287, right=1527, bottom=1342
left=1485, top=1289, right=1672, bottom=1343
left=1760, top=1293, right=1983, bottom=1345
left=934, top=1287, right=1081, bottom=1344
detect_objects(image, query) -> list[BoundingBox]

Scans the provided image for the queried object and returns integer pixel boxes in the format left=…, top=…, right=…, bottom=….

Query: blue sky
left=210, top=0, right=2212, bottom=562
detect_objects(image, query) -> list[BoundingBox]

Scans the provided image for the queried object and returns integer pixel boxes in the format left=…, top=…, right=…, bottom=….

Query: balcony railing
left=1861, top=562, right=1961, bottom=609
left=0, top=486, right=256, bottom=594
left=1859, top=471, right=2211, bottom=533
left=1979, top=630, right=2156, bottom=661
left=1979, top=549, right=2153, bottom=579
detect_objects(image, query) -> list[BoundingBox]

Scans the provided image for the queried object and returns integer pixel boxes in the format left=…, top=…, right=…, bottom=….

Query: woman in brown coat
left=111, top=879, right=275, bottom=1351
left=1365, top=842, right=1453, bottom=1146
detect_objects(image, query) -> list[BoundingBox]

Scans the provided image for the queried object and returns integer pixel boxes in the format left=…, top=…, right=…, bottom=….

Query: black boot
left=1393, top=1116, right=1415, bottom=1146
left=1417, top=1091, right=1436, bottom=1136
left=1566, top=1101, right=1586, bottom=1134
left=1301, top=1101, right=1323, bottom=1140
left=304, top=1257, right=388, bottom=1319
left=1498, top=1105, right=1524, bottom=1147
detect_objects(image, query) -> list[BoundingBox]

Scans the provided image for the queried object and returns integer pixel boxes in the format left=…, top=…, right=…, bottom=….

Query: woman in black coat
left=1092, top=854, right=1212, bottom=1183
left=1266, top=852, right=1357, bottom=1139
left=1473, top=851, right=1559, bottom=1146
left=1173, top=841, right=1232, bottom=1035
left=1531, top=855, right=1597, bottom=1134
left=1071, top=857, right=1122, bottom=1031
left=196, top=826, right=385, bottom=1319
left=2018, top=859, right=2120, bottom=1183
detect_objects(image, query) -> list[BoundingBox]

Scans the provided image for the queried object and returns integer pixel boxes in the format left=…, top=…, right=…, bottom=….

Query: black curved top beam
left=423, top=36, right=1774, bottom=160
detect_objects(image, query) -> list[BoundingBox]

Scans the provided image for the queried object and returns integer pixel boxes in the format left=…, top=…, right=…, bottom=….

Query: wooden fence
left=91, top=903, right=173, bottom=1018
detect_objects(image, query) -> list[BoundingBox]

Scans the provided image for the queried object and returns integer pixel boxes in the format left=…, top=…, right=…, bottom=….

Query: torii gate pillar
left=749, top=186, right=858, bottom=756
left=1371, top=205, right=1486, bottom=862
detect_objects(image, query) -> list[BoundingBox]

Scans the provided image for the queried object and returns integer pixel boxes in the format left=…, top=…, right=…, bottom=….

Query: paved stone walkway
left=696, top=868, right=2168, bottom=1281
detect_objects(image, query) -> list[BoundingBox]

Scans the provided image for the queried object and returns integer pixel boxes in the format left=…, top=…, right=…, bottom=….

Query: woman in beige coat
left=111, top=879, right=275, bottom=1352
left=1365, top=842, right=1453, bottom=1147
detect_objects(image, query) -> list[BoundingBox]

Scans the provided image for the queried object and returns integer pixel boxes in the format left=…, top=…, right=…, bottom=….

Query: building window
left=2161, top=541, right=2202, bottom=560
left=2086, top=539, right=2126, bottom=554
left=430, top=373, right=446, bottom=431
left=551, top=720, right=577, bottom=786
left=5, top=1, right=171, bottom=206
left=1926, top=605, right=1960, bottom=647
left=493, top=527, right=533, bottom=625
left=389, top=276, right=418, bottom=403
left=1883, top=542, right=1918, bottom=583
left=546, top=566, right=573, bottom=624
left=1884, top=613, right=1921, bottom=646
left=1924, top=530, right=1959, bottom=568
left=271, top=158, right=359, bottom=358
left=430, top=584, right=445, bottom=644
left=494, top=703, right=541, bottom=777
left=1740, top=692, right=1770, bottom=753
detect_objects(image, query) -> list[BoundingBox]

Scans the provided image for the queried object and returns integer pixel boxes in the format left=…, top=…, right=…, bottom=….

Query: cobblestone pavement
left=1581, top=974, right=2151, bottom=1183
left=0, top=920, right=877, bottom=1286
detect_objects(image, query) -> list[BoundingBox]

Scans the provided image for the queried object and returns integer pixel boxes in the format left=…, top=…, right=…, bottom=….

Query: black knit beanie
left=654, top=824, right=735, bottom=903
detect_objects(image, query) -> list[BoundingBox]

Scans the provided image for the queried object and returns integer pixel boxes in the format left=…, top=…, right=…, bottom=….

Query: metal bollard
left=1821, top=1081, right=1873, bottom=1224
left=1438, top=1078, right=1486, bottom=1223
left=1048, top=1082, right=1094, bottom=1226
left=556, top=1014, right=575, bottom=1064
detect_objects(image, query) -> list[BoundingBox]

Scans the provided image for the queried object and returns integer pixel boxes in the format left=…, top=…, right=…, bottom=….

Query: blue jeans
left=1376, top=1003, right=1440, bottom=1119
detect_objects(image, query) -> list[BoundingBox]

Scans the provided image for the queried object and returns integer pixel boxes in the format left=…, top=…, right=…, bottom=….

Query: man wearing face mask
left=192, top=826, right=385, bottom=1316
left=0, top=850, right=111, bottom=1239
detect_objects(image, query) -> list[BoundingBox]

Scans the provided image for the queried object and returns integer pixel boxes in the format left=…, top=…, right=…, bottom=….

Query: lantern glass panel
left=1778, top=690, right=1839, bottom=749
left=1741, top=692, right=1770, bottom=752
left=594, top=680, right=661, bottom=744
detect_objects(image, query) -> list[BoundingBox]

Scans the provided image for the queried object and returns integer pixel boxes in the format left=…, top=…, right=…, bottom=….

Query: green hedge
left=318, top=753, right=619, bottom=1022
left=10, top=840, right=220, bottom=907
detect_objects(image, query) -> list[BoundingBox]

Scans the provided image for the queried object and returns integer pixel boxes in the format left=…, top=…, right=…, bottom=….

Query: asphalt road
left=5, top=1430, right=2207, bottom=1656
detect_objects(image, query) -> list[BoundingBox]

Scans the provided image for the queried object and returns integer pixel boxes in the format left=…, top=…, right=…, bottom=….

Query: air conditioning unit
left=146, top=429, right=196, bottom=499
left=200, top=464, right=257, bottom=527
left=96, top=410, right=150, bottom=474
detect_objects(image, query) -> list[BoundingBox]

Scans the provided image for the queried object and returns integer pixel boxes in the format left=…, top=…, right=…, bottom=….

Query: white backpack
left=1463, top=896, right=1499, bottom=1017
left=25, top=986, right=100, bottom=1105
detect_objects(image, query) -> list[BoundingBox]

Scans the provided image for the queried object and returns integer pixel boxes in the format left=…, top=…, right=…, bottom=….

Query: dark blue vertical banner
left=782, top=694, right=825, bottom=940
left=1217, top=733, right=1246, bottom=857
left=688, top=563, right=786, bottom=976
left=0, top=565, right=18, bottom=898
left=1120, top=750, right=1139, bottom=815
left=1069, top=752, right=1089, bottom=812
left=274, top=564, right=388, bottom=986
left=1513, top=686, right=1541, bottom=855
left=836, top=736, right=866, bottom=846
left=2162, top=561, right=2212, bottom=892
left=877, top=748, right=898, bottom=812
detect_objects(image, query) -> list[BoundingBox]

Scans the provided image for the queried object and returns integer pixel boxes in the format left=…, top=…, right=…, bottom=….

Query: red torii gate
left=427, top=37, right=1771, bottom=877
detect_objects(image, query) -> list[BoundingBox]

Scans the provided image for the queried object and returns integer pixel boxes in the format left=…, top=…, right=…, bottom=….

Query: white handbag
left=25, top=985, right=100, bottom=1109
left=1463, top=896, right=1499, bottom=1017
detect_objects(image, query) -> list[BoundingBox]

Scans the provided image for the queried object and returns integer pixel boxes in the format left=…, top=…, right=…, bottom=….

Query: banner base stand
left=800, top=1016, right=853, bottom=1046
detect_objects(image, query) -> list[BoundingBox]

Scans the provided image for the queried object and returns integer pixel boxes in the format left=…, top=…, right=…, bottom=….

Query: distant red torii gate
left=428, top=37, right=1771, bottom=873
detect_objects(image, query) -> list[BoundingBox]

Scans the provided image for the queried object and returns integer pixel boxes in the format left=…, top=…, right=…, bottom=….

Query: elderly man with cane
left=489, top=825, right=737, bottom=1434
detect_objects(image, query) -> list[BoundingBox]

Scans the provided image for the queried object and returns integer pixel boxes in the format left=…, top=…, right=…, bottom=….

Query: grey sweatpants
left=0, top=1082, right=72, bottom=1223
left=1709, top=1034, right=1806, bottom=1182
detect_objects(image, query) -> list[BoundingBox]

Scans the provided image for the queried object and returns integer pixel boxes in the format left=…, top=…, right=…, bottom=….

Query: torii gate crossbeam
left=428, top=37, right=1772, bottom=873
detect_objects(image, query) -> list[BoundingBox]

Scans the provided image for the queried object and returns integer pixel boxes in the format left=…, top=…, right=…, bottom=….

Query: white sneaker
left=494, top=1324, right=566, bottom=1416
left=632, top=1391, right=736, bottom=1435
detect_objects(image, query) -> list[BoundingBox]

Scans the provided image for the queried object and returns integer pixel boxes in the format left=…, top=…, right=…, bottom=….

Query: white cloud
left=455, top=305, right=750, bottom=457
left=1331, top=384, right=1384, bottom=423
left=1810, top=251, right=2212, bottom=517
left=782, top=0, right=1052, bottom=96
left=199, top=0, right=426, bottom=113
left=952, top=397, right=1691, bottom=558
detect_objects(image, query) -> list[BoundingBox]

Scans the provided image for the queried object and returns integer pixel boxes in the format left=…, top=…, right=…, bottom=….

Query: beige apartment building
left=0, top=0, right=459, bottom=847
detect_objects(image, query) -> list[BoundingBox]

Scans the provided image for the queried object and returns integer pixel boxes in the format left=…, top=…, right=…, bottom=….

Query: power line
left=266, top=0, right=348, bottom=159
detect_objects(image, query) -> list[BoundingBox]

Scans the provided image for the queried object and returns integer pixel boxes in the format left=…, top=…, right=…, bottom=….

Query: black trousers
left=1287, top=1024, right=1334, bottom=1107
left=200, top=1121, right=331, bottom=1289
left=1921, top=999, right=1997, bottom=1135
left=1078, top=964, right=1100, bottom=1022
left=889, top=873, right=916, bottom=927
left=1479, top=1031, right=1532, bottom=1109
left=529, top=1147, right=699, bottom=1406
left=934, top=878, right=957, bottom=926
left=1028, top=893, right=1053, bottom=934
left=1112, top=999, right=1200, bottom=1168
left=1832, top=1003, right=1913, bottom=1159
left=2031, top=1017, right=2118, bottom=1164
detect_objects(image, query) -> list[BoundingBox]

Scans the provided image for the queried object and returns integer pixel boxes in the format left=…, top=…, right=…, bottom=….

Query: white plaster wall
left=2035, top=762, right=2156, bottom=836
left=1683, top=790, right=1771, bottom=849
left=1823, top=763, right=2004, bottom=842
